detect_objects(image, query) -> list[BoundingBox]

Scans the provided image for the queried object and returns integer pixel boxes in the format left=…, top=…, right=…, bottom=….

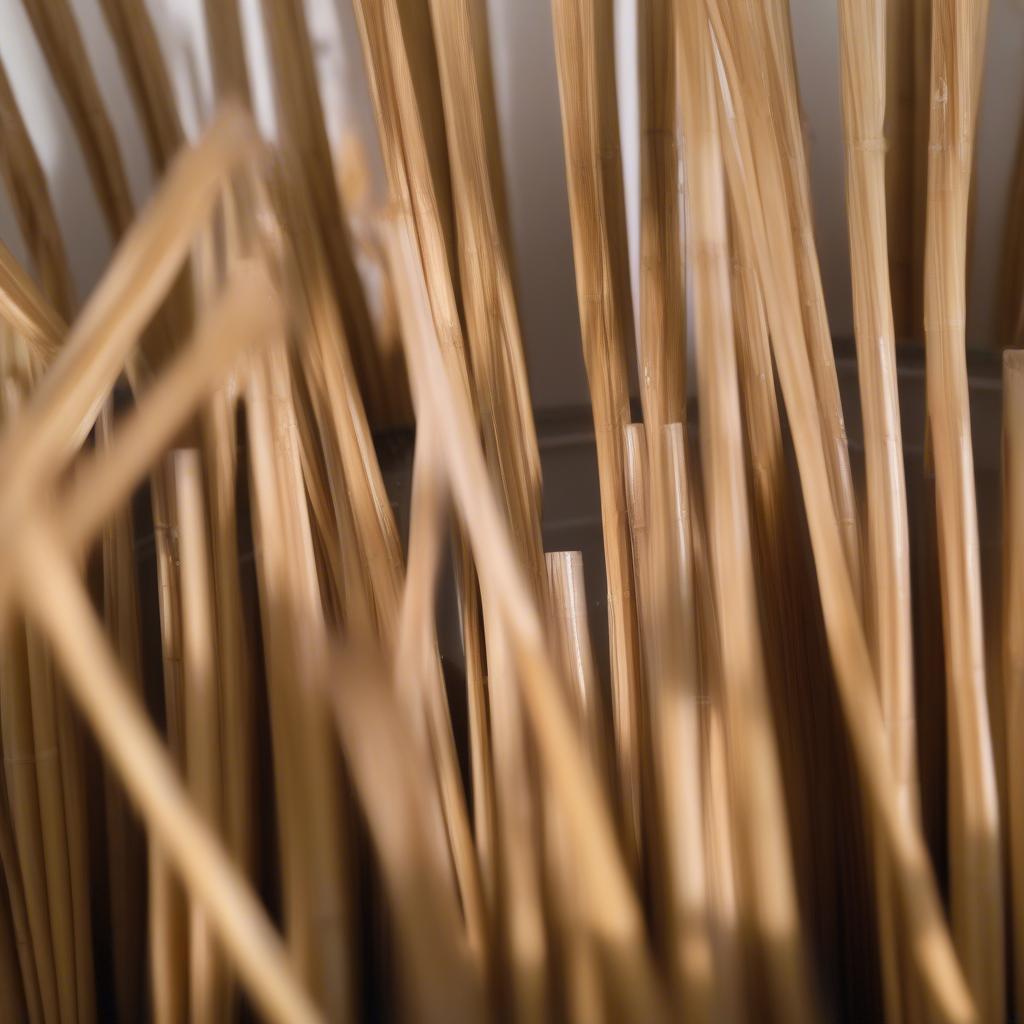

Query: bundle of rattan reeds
left=1, top=0, right=1024, bottom=1020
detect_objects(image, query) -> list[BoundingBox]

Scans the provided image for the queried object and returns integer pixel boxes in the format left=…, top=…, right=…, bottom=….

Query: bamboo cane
left=550, top=0, right=646, bottom=878
left=923, top=2, right=1004, bottom=1018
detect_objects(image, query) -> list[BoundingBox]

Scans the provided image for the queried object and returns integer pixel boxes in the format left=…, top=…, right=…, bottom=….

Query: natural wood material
left=545, top=551, right=608, bottom=787
left=175, top=449, right=227, bottom=1024
left=0, top=244, right=61, bottom=366
left=646, top=424, right=712, bottom=1020
left=885, top=0, right=915, bottom=338
left=839, top=0, right=918, bottom=831
left=677, top=4, right=812, bottom=1016
left=98, top=0, right=184, bottom=171
left=273, top=157, right=484, bottom=966
left=709, top=0, right=972, bottom=1017
left=245, top=343, right=352, bottom=1020
left=202, top=0, right=252, bottom=108
left=21, top=0, right=135, bottom=237
left=16, top=519, right=320, bottom=1024
left=551, top=0, right=645, bottom=878
left=390, top=218, right=668, bottom=1021
left=326, top=648, right=486, bottom=1022
left=0, top=60, right=74, bottom=318
left=258, top=0, right=396, bottom=425
left=839, top=4, right=920, bottom=1019
left=922, top=2, right=1004, bottom=1020
left=427, top=0, right=544, bottom=587
left=637, top=0, right=685, bottom=440
left=761, top=0, right=863, bottom=607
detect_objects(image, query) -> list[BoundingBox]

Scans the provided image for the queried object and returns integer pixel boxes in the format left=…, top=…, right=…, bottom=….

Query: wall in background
left=2, top=0, right=1024, bottom=410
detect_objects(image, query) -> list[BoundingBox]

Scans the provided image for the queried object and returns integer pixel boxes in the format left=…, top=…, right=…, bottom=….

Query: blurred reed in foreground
left=0, top=0, right=1022, bottom=1022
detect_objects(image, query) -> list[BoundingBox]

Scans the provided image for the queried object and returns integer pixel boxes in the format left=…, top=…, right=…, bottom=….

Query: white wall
left=2, top=0, right=1024, bottom=403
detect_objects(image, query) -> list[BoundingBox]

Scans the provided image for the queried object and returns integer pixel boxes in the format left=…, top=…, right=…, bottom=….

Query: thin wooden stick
left=0, top=868, right=27, bottom=1022
left=390, top=218, right=668, bottom=1022
left=98, top=0, right=184, bottom=171
left=245, top=344, right=353, bottom=1019
left=0, top=244, right=62, bottom=366
left=647, top=423, right=712, bottom=1021
left=173, top=449, right=227, bottom=1023
left=543, top=549, right=612, bottom=1018
left=2, top=377, right=75, bottom=1024
left=53, top=268, right=278, bottom=556
left=762, top=0, right=863, bottom=607
left=550, top=0, right=646, bottom=877
left=394, top=415, right=487, bottom=963
left=202, top=0, right=252, bottom=107
left=885, top=0, right=916, bottom=338
left=911, top=0, right=932, bottom=340
left=838, top=3, right=920, bottom=1018
left=839, top=0, right=918, bottom=823
left=190, top=206, right=257, bottom=920
left=623, top=421, right=675, bottom=968
left=326, top=647, right=487, bottom=1023
left=427, top=0, right=544, bottom=587
left=350, top=3, right=500, bottom=928
left=349, top=7, right=496, bottom=915
left=96, top=398, right=149, bottom=1023
left=677, top=4, right=813, bottom=1015
left=12, top=519, right=321, bottom=1024
left=0, top=613, right=60, bottom=1024
left=20, top=0, right=135, bottom=237
left=708, top=1, right=973, bottom=1017
left=544, top=551, right=608, bottom=784
left=923, top=2, right=1004, bottom=1019
left=272, top=159, right=485, bottom=963
left=24, top=628, right=78, bottom=1024
left=637, top=0, right=685, bottom=440
left=258, top=0, right=393, bottom=424
left=388, top=9, right=552, bottom=1000
left=0, top=744, right=43, bottom=1023
left=0, top=60, right=74, bottom=318
left=0, top=105, right=259, bottom=544
left=543, top=553, right=607, bottom=1024
left=395, top=204, right=548, bottom=1019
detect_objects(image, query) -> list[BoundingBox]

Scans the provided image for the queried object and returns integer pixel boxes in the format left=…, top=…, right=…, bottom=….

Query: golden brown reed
left=0, top=3, right=1021, bottom=1022
left=550, top=0, right=646, bottom=882
left=709, top=0, right=972, bottom=1017
left=637, top=0, right=685, bottom=440
left=923, top=2, right=1004, bottom=1020
left=0, top=61, right=74, bottom=319
left=678, top=2, right=813, bottom=1016
left=838, top=2, right=920, bottom=1019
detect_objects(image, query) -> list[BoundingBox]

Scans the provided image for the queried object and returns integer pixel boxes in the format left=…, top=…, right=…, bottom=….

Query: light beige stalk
left=637, top=0, right=685, bottom=440
left=923, top=2, right=1004, bottom=1019
left=0, top=60, right=74, bottom=317
left=762, top=0, right=863, bottom=605
left=175, top=450, right=227, bottom=1024
left=258, top=0, right=394, bottom=424
left=838, top=2, right=919, bottom=1017
left=391, top=219, right=668, bottom=1021
left=677, top=3, right=812, bottom=1016
left=550, top=0, right=645, bottom=877
left=709, top=0, right=973, bottom=1016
